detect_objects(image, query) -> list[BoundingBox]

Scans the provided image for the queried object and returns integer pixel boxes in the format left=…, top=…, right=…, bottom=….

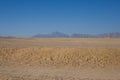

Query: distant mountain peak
left=33, top=31, right=69, bottom=38
left=33, top=32, right=120, bottom=38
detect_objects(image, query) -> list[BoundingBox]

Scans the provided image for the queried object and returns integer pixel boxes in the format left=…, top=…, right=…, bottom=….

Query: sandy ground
left=0, top=65, right=120, bottom=80
left=0, top=38, right=120, bottom=48
left=0, top=38, right=120, bottom=80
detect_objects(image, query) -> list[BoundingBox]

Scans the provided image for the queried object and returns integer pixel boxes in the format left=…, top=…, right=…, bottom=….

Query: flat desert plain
left=0, top=38, right=120, bottom=80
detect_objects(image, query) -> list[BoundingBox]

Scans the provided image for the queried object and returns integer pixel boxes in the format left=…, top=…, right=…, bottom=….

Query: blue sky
left=0, top=0, right=120, bottom=37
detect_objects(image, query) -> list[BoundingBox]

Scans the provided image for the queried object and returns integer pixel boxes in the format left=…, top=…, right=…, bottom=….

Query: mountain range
left=33, top=32, right=120, bottom=38
left=0, top=32, right=120, bottom=38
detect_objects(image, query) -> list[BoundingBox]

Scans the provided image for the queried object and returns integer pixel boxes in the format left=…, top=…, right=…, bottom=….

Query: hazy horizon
left=0, top=0, right=120, bottom=37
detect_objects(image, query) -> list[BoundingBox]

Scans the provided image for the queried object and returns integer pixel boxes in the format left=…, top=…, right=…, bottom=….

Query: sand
left=0, top=38, right=120, bottom=80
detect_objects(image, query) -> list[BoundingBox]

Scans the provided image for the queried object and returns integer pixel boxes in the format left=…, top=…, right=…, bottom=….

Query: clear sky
left=0, top=0, right=120, bottom=37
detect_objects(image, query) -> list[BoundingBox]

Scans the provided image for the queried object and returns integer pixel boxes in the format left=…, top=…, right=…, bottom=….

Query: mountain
left=33, top=32, right=69, bottom=38
left=0, top=36, right=15, bottom=38
left=1, top=32, right=120, bottom=38
left=71, top=33, right=95, bottom=38
left=33, top=32, right=120, bottom=38
left=98, top=32, right=120, bottom=38
left=50, top=32, right=69, bottom=37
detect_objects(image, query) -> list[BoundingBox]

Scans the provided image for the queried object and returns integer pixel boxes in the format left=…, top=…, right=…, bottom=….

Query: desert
left=0, top=38, right=120, bottom=80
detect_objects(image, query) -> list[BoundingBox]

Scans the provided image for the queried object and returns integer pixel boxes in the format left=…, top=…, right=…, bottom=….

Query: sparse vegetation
left=0, top=47, right=120, bottom=68
left=0, top=38, right=120, bottom=80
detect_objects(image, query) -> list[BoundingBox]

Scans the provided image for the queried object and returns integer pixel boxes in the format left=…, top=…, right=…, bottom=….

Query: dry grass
left=0, top=38, right=120, bottom=48
left=0, top=74, right=112, bottom=80
left=0, top=47, right=120, bottom=68
left=0, top=38, right=120, bottom=80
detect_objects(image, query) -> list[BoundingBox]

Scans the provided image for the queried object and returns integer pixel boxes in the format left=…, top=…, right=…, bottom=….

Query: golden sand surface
left=0, top=38, right=120, bottom=80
